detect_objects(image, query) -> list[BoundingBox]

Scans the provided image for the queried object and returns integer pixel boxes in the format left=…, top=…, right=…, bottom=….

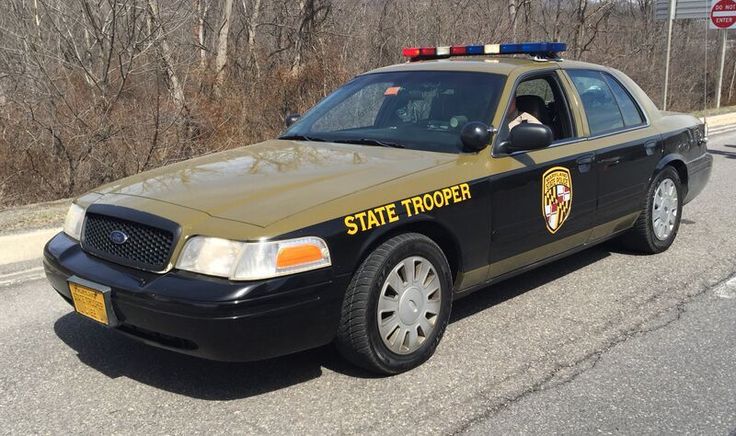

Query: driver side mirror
left=499, top=123, right=553, bottom=154
left=460, top=122, right=493, bottom=152
left=285, top=113, right=301, bottom=128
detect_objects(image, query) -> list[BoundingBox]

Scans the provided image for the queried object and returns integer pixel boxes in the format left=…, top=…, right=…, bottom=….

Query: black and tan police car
left=44, top=42, right=712, bottom=374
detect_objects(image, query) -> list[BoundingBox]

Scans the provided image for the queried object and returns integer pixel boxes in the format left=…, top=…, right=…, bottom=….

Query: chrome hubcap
left=652, top=178, right=678, bottom=241
left=377, top=256, right=441, bottom=355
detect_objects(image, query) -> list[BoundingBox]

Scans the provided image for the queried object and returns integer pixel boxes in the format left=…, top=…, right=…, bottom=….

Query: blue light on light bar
left=499, top=42, right=567, bottom=55
left=466, top=45, right=484, bottom=55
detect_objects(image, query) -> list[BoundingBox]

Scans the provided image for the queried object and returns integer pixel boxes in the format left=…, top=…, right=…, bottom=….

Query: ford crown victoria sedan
left=44, top=42, right=712, bottom=374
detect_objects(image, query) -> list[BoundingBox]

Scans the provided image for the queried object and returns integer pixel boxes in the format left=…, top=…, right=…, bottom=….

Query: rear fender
left=654, top=154, right=688, bottom=194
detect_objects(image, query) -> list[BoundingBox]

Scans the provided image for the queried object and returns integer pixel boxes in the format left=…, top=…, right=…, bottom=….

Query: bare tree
left=214, top=0, right=234, bottom=95
left=243, top=0, right=262, bottom=77
left=147, top=0, right=189, bottom=116
left=195, top=0, right=212, bottom=70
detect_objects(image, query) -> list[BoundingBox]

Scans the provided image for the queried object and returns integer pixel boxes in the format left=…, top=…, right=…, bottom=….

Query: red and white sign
left=711, top=0, right=736, bottom=29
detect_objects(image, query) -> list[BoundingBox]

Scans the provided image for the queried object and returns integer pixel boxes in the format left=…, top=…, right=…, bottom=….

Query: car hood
left=96, top=139, right=456, bottom=227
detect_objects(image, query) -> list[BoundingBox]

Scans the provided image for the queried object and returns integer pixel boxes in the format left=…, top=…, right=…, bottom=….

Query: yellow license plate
left=69, top=282, right=109, bottom=325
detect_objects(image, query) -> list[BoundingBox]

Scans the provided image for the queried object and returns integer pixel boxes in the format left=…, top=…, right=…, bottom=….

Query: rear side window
left=567, top=70, right=624, bottom=135
left=602, top=73, right=645, bottom=127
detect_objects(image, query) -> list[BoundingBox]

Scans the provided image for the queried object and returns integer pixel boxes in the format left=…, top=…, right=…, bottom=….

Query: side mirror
left=285, top=113, right=301, bottom=128
left=460, top=122, right=493, bottom=152
left=502, top=123, right=553, bottom=153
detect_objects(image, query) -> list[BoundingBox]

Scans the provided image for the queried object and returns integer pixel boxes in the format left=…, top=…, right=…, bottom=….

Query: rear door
left=564, top=69, right=660, bottom=239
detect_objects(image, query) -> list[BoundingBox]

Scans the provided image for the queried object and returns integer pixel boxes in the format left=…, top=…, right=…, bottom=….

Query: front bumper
left=44, top=232, right=350, bottom=362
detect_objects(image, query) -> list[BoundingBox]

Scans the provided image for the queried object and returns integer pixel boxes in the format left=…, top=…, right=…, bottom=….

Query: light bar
left=401, top=42, right=567, bottom=62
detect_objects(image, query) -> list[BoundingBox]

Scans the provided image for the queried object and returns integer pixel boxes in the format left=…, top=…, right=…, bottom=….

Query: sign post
left=663, top=0, right=677, bottom=110
left=710, top=0, right=735, bottom=108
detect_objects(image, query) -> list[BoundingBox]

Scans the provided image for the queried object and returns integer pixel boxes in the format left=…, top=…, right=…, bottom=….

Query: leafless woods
left=0, top=0, right=732, bottom=206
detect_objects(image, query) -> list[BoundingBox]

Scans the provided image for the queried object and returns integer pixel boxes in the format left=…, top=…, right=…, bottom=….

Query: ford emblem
left=109, top=230, right=129, bottom=245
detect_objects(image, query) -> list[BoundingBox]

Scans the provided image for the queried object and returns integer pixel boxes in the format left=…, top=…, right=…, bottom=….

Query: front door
left=487, top=72, right=598, bottom=279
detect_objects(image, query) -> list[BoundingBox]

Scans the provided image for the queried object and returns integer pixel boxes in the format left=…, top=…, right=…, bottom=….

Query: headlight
left=63, top=203, right=86, bottom=240
left=176, top=236, right=331, bottom=280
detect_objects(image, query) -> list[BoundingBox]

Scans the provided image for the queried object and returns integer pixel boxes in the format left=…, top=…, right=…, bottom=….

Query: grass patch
left=0, top=198, right=70, bottom=235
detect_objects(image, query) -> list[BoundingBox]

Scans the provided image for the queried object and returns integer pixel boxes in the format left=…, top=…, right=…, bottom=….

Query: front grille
left=81, top=213, right=175, bottom=271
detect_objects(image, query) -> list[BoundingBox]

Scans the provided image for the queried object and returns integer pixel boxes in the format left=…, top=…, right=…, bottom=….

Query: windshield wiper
left=333, top=138, right=406, bottom=149
left=278, top=134, right=328, bottom=142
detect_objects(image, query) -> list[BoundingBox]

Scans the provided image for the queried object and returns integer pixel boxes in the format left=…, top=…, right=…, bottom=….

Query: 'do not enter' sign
left=711, top=0, right=736, bottom=29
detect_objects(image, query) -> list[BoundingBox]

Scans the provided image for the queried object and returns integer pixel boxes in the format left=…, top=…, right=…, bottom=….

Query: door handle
left=576, top=154, right=595, bottom=173
left=598, top=156, right=621, bottom=166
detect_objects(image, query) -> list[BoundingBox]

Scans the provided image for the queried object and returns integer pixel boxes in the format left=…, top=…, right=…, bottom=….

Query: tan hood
left=95, top=140, right=455, bottom=227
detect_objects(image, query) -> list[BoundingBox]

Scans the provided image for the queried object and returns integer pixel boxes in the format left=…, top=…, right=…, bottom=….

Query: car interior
left=513, top=75, right=575, bottom=142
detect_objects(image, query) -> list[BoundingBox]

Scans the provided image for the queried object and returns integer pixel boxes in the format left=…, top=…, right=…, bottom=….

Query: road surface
left=1, top=132, right=735, bottom=435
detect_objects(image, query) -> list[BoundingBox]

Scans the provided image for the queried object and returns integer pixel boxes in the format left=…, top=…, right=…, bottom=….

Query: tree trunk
left=146, top=0, right=188, bottom=116
left=508, top=0, right=517, bottom=42
left=214, top=0, right=234, bottom=96
left=196, top=0, right=211, bottom=70
left=33, top=0, right=41, bottom=38
left=244, top=0, right=262, bottom=78
left=291, top=0, right=308, bottom=73
left=575, top=0, right=587, bottom=59
left=729, top=58, right=736, bottom=103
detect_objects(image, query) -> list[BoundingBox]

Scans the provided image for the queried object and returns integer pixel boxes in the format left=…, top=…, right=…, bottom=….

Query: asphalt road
left=1, top=132, right=735, bottom=435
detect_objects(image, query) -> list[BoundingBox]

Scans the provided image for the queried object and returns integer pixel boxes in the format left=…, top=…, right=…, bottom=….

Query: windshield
left=280, top=71, right=505, bottom=154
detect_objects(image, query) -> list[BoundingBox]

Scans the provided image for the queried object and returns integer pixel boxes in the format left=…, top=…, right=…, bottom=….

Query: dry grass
left=0, top=198, right=70, bottom=235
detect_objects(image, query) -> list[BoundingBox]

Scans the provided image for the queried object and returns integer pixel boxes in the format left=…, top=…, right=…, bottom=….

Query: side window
left=516, top=78, right=554, bottom=103
left=567, top=70, right=624, bottom=135
left=498, top=73, right=575, bottom=144
left=602, top=73, right=645, bottom=127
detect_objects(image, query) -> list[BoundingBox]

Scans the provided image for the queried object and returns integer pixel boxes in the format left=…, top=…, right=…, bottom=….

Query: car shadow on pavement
left=450, top=245, right=610, bottom=323
left=53, top=313, right=343, bottom=400
left=54, top=244, right=614, bottom=400
left=708, top=148, right=736, bottom=159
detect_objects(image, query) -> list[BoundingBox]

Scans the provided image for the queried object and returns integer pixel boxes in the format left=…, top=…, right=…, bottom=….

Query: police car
left=44, top=42, right=712, bottom=374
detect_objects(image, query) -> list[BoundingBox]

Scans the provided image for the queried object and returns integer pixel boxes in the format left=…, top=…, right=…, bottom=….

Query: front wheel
left=620, top=166, right=683, bottom=254
left=335, top=233, right=453, bottom=375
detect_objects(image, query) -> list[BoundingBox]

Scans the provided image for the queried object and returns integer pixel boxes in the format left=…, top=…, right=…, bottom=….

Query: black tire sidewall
left=645, top=167, right=683, bottom=252
left=364, top=235, right=453, bottom=373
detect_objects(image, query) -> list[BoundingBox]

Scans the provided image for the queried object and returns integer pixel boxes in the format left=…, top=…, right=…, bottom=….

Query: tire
left=336, top=233, right=453, bottom=375
left=620, top=166, right=683, bottom=254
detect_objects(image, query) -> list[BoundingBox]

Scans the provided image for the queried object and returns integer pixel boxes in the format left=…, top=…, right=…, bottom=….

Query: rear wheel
left=336, top=233, right=453, bottom=375
left=620, top=166, right=683, bottom=254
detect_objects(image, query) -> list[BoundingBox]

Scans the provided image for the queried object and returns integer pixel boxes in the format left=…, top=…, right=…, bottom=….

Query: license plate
left=69, top=281, right=110, bottom=325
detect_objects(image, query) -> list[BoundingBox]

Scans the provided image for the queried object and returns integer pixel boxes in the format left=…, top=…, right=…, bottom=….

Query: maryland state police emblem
left=542, top=166, right=572, bottom=234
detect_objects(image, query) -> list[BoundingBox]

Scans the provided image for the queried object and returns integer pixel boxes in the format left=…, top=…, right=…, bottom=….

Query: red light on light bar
left=450, top=46, right=467, bottom=55
left=419, top=47, right=436, bottom=56
left=402, top=47, right=420, bottom=57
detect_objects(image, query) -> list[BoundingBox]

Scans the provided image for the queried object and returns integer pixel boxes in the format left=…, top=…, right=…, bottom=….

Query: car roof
left=364, top=57, right=607, bottom=77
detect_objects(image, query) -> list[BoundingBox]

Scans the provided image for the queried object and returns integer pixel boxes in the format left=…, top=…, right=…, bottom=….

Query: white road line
left=714, top=276, right=736, bottom=299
